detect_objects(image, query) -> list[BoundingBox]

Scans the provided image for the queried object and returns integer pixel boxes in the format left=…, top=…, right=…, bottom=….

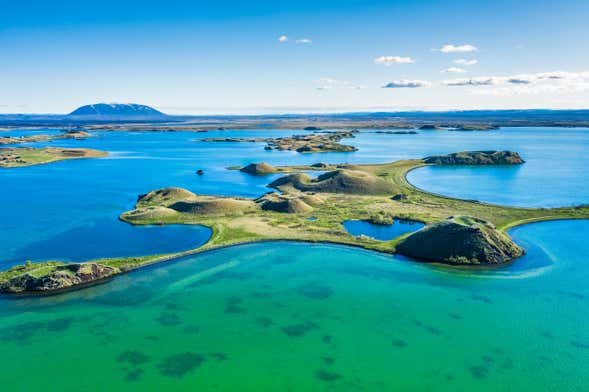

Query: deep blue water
left=1, top=127, right=589, bottom=268
left=342, top=219, right=424, bottom=240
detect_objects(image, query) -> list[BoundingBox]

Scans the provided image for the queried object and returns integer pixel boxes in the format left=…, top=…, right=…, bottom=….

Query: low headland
left=0, top=130, right=92, bottom=146
left=0, top=147, right=108, bottom=168
left=3, top=150, right=589, bottom=295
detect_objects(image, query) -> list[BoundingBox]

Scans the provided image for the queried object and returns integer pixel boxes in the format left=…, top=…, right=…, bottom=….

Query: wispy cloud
left=442, top=67, right=466, bottom=74
left=444, top=71, right=589, bottom=97
left=444, top=77, right=498, bottom=86
left=278, top=35, right=288, bottom=43
left=295, top=38, right=312, bottom=44
left=316, top=78, right=364, bottom=90
left=383, top=80, right=431, bottom=88
left=453, top=59, right=478, bottom=66
left=374, top=56, right=415, bottom=65
left=445, top=71, right=589, bottom=87
left=436, top=44, right=478, bottom=53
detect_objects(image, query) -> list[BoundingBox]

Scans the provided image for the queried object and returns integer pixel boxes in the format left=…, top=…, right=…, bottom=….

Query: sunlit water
left=1, top=127, right=589, bottom=390
left=0, top=221, right=587, bottom=391
left=342, top=219, right=424, bottom=240
left=2, top=127, right=589, bottom=266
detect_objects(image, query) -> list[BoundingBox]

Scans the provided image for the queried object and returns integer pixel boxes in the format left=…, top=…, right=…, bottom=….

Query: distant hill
left=68, top=103, right=166, bottom=118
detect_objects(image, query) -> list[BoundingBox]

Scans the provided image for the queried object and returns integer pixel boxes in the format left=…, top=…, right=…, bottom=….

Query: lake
left=0, top=127, right=588, bottom=390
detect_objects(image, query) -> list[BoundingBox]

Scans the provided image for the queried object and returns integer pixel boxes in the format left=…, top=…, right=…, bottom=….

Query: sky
left=1, top=0, right=588, bottom=114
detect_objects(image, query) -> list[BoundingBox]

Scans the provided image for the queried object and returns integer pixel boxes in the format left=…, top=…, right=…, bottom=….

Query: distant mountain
left=68, top=103, right=166, bottom=118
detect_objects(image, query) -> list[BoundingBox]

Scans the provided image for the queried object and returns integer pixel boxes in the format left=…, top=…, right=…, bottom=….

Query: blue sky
left=1, top=0, right=588, bottom=114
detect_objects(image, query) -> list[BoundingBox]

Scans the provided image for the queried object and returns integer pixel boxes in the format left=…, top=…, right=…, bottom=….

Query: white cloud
left=316, top=78, right=363, bottom=90
left=445, top=71, right=589, bottom=96
left=278, top=35, right=288, bottom=43
left=295, top=38, right=312, bottom=44
left=383, top=80, right=431, bottom=88
left=374, top=56, right=415, bottom=65
left=437, top=44, right=478, bottom=53
left=442, top=67, right=466, bottom=74
left=453, top=59, right=478, bottom=66
left=444, top=77, right=499, bottom=86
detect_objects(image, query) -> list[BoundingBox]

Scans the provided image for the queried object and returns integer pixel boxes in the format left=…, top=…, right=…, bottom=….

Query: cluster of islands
left=1, top=103, right=589, bottom=295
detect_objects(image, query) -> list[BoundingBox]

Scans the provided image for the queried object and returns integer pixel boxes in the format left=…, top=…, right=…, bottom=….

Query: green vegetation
left=0, top=147, right=108, bottom=168
left=4, top=155, right=589, bottom=294
left=396, top=216, right=524, bottom=265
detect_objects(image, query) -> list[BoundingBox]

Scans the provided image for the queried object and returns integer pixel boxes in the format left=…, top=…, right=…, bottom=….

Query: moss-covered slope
left=395, top=216, right=524, bottom=264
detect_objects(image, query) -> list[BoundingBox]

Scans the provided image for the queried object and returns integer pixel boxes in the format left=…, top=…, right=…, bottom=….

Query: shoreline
left=4, top=216, right=586, bottom=298
left=3, top=154, right=589, bottom=296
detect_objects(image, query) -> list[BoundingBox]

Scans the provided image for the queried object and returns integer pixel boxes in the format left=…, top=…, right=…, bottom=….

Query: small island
left=200, top=131, right=358, bottom=153
left=0, top=147, right=108, bottom=168
left=3, top=150, right=589, bottom=294
left=423, top=151, right=524, bottom=165
left=0, top=130, right=92, bottom=145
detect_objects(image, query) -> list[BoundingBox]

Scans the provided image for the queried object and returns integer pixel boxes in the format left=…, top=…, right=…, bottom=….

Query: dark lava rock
left=423, top=151, right=525, bottom=165
left=0, top=263, right=119, bottom=294
left=395, top=216, right=524, bottom=265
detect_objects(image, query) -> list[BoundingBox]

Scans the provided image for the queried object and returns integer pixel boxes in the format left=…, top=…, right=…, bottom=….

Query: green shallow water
left=1, top=221, right=588, bottom=391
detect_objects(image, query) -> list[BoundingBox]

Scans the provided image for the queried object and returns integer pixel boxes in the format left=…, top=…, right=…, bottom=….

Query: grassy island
left=0, top=147, right=108, bottom=168
left=0, top=130, right=92, bottom=146
left=3, top=150, right=588, bottom=294
left=200, top=131, right=358, bottom=153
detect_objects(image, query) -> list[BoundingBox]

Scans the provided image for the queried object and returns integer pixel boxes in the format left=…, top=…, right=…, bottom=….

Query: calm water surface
left=2, top=127, right=589, bottom=265
left=0, top=221, right=587, bottom=391
left=342, top=219, right=424, bottom=240
left=1, top=128, right=588, bottom=390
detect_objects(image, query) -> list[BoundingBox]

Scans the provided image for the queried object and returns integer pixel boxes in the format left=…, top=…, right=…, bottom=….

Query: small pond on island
left=342, top=219, right=425, bottom=241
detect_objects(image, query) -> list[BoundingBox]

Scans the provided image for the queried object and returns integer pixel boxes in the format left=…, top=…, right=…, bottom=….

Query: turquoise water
left=342, top=219, right=424, bottom=240
left=2, top=127, right=589, bottom=267
left=0, top=221, right=587, bottom=391
left=1, top=127, right=589, bottom=390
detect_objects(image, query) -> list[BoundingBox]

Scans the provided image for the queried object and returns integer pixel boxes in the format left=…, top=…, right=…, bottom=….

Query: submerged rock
left=423, top=151, right=525, bottom=165
left=239, top=162, right=277, bottom=175
left=395, top=216, right=524, bottom=265
left=0, top=263, right=120, bottom=294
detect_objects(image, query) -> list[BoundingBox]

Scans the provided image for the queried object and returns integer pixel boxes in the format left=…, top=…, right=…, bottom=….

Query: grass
left=3, top=157, right=589, bottom=290
left=0, top=147, right=108, bottom=168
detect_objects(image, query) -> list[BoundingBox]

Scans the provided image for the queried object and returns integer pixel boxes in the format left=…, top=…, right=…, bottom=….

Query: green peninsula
left=2, top=150, right=588, bottom=294
left=0, top=147, right=108, bottom=168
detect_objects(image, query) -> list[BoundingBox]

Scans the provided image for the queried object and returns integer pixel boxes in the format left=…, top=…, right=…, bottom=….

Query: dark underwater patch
left=571, top=340, right=589, bottom=350
left=468, top=365, right=488, bottom=379
left=321, top=356, right=335, bottom=365
left=296, top=282, right=333, bottom=300
left=281, top=322, right=318, bottom=337
left=321, top=335, right=333, bottom=344
left=125, top=368, right=144, bottom=382
left=117, top=350, right=151, bottom=366
left=158, top=352, right=205, bottom=378
left=470, top=294, right=493, bottom=304
left=183, top=325, right=201, bottom=334
left=0, top=321, right=46, bottom=344
left=156, top=313, right=183, bottom=326
left=46, top=317, right=74, bottom=332
left=316, top=369, right=342, bottom=382
left=254, top=317, right=274, bottom=328
left=224, top=297, right=247, bottom=314
left=392, top=339, right=407, bottom=348
left=208, top=352, right=228, bottom=361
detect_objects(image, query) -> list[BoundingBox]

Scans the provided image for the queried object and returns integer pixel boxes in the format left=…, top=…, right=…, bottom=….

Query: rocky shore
left=424, top=151, right=525, bottom=165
